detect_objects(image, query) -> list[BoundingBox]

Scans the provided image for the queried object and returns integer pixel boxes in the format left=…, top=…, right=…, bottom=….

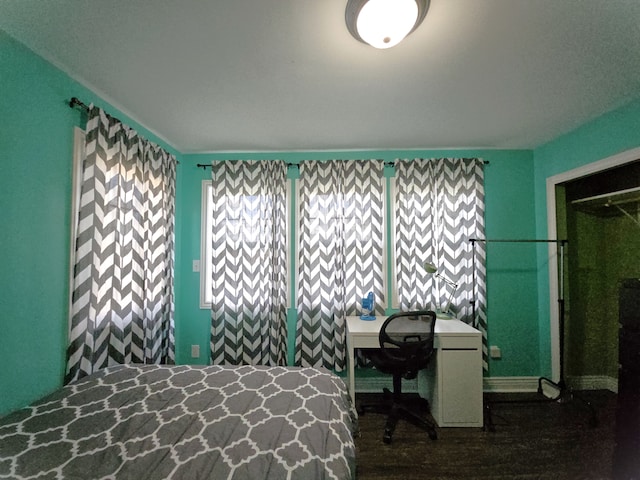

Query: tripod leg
left=383, top=404, right=399, bottom=444
left=483, top=400, right=495, bottom=432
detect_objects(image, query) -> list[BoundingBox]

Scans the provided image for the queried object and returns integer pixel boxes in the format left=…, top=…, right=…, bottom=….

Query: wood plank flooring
left=354, top=390, right=618, bottom=480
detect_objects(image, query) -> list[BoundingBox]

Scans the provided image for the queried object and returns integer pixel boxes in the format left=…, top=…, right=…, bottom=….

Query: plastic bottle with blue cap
left=360, top=291, right=376, bottom=320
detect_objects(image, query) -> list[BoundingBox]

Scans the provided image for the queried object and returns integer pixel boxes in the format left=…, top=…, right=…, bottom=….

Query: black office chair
left=359, top=310, right=438, bottom=444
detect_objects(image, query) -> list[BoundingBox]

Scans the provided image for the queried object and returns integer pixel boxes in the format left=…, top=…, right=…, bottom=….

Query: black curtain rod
left=198, top=159, right=489, bottom=169
left=70, top=100, right=491, bottom=169
left=71, top=100, right=491, bottom=170
left=386, top=160, right=490, bottom=166
left=69, top=96, right=180, bottom=164
left=196, top=163, right=299, bottom=170
left=69, top=97, right=89, bottom=112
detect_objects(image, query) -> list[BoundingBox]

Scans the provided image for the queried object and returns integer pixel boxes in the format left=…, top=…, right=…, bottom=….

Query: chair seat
left=361, top=348, right=425, bottom=380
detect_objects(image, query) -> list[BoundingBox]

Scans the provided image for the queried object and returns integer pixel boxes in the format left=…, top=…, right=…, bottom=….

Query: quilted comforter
left=0, top=364, right=357, bottom=480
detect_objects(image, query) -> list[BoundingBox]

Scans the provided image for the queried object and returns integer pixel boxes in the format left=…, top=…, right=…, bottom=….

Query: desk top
left=345, top=315, right=480, bottom=337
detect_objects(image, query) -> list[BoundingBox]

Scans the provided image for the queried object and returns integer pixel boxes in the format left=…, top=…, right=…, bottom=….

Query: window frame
left=68, top=127, right=85, bottom=327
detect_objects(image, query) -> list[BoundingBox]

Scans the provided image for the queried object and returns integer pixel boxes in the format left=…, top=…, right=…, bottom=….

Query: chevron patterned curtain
left=295, top=159, right=385, bottom=371
left=66, top=106, right=176, bottom=383
left=209, top=160, right=288, bottom=366
left=394, top=158, right=488, bottom=369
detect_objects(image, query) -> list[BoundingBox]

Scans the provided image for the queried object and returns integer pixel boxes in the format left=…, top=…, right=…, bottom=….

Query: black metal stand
left=469, top=238, right=598, bottom=431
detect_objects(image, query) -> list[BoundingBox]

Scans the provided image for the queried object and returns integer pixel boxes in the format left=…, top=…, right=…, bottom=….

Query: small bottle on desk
left=360, top=292, right=376, bottom=320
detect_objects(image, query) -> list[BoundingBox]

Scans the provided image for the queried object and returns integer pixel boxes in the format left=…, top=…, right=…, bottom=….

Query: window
left=391, top=158, right=486, bottom=350
left=200, top=179, right=291, bottom=308
left=295, top=159, right=386, bottom=369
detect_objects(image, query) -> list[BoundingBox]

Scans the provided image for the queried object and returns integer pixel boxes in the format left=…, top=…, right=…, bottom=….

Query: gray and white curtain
left=209, top=160, right=288, bottom=366
left=394, top=158, right=488, bottom=368
left=66, top=105, right=176, bottom=383
left=295, top=160, right=385, bottom=371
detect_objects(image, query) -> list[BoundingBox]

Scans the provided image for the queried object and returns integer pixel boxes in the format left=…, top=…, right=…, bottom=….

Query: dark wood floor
left=354, top=390, right=618, bottom=480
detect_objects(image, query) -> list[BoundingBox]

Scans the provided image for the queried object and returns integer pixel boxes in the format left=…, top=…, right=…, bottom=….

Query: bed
left=0, top=364, right=357, bottom=480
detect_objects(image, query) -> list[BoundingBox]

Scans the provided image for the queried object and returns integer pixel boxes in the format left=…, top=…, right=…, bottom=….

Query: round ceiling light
left=345, top=0, right=430, bottom=49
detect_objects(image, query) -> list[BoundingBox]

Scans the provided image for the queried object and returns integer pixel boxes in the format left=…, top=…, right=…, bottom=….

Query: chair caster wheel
left=383, top=432, right=392, bottom=444
left=428, top=430, right=437, bottom=440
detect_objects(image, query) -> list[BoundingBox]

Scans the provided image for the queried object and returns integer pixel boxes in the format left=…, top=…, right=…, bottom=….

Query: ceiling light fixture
left=345, top=0, right=430, bottom=49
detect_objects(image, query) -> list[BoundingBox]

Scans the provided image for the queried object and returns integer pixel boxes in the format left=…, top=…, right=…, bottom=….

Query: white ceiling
left=1, top=0, right=640, bottom=153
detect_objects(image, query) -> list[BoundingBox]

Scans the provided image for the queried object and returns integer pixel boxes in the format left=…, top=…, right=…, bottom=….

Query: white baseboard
left=355, top=375, right=618, bottom=394
left=483, top=375, right=619, bottom=393
left=483, top=376, right=541, bottom=392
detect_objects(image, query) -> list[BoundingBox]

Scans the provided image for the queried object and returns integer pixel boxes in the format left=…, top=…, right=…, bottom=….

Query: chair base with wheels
left=359, top=373, right=438, bottom=444
left=358, top=310, right=438, bottom=444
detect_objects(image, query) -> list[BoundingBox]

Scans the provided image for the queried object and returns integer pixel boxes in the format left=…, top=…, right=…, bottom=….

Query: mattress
left=0, top=364, right=357, bottom=480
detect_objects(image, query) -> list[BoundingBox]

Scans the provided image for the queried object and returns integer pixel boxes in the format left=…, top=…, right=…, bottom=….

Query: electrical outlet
left=489, top=345, right=501, bottom=359
left=192, top=260, right=200, bottom=272
left=191, top=344, right=200, bottom=358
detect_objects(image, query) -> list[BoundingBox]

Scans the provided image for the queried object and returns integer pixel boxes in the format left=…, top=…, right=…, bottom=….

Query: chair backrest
left=378, top=310, right=437, bottom=374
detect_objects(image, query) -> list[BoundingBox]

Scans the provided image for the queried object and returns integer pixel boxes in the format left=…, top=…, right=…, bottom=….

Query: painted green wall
left=7, top=24, right=638, bottom=417
left=533, top=97, right=640, bottom=377
left=177, top=150, right=539, bottom=378
left=0, top=31, right=181, bottom=416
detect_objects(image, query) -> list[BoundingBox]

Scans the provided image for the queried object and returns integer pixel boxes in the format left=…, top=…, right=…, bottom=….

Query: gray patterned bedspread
left=0, top=364, right=357, bottom=480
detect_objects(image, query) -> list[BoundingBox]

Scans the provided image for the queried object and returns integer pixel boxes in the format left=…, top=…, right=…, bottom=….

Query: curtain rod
left=68, top=96, right=180, bottom=164
left=196, top=163, right=300, bottom=170
left=69, top=97, right=89, bottom=112
left=197, top=159, right=489, bottom=169
left=70, top=99, right=492, bottom=168
left=71, top=99, right=492, bottom=169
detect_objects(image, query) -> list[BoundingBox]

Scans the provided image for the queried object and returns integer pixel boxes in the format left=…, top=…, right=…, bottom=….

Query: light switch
left=193, top=260, right=200, bottom=272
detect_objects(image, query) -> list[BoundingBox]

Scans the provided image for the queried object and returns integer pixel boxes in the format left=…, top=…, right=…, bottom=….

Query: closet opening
left=554, top=159, right=640, bottom=391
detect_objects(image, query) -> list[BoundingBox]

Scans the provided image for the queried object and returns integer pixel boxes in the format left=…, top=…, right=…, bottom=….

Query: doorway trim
left=546, top=146, right=640, bottom=381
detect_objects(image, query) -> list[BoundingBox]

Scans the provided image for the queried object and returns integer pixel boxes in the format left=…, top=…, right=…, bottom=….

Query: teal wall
left=4, top=25, right=638, bottom=417
left=0, top=31, right=181, bottom=416
left=532, top=97, right=640, bottom=377
left=178, top=150, right=538, bottom=378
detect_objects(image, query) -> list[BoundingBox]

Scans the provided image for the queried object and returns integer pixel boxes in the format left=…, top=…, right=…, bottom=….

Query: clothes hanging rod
left=469, top=238, right=567, bottom=244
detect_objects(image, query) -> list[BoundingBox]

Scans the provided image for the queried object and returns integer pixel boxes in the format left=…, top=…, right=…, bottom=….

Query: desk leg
left=346, top=334, right=356, bottom=406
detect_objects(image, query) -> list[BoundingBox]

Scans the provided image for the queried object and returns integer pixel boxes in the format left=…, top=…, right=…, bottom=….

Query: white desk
left=345, top=315, right=483, bottom=427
